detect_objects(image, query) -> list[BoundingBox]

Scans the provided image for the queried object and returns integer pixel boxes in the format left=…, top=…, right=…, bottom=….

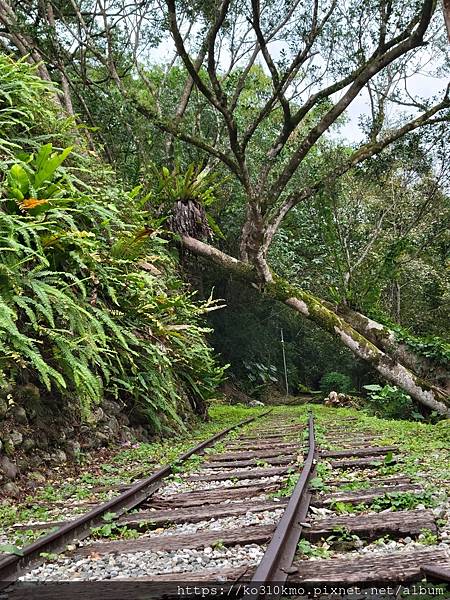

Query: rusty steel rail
left=249, top=412, right=316, bottom=595
left=0, top=410, right=272, bottom=587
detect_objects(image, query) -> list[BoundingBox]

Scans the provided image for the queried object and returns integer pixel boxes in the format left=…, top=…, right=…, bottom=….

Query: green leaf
left=411, top=412, right=424, bottom=420
left=8, top=164, right=30, bottom=195
left=102, top=512, right=117, bottom=522
left=383, top=451, right=395, bottom=465
left=129, top=185, right=142, bottom=199
left=0, top=544, right=24, bottom=556
left=9, top=187, right=24, bottom=201
left=363, top=384, right=383, bottom=392
left=34, top=143, right=53, bottom=173
left=309, top=477, right=325, bottom=491
left=33, top=146, right=72, bottom=189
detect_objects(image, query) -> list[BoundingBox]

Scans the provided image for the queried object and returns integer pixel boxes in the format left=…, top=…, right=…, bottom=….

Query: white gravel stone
left=20, top=544, right=266, bottom=581
left=76, top=508, right=284, bottom=547
left=159, top=474, right=286, bottom=496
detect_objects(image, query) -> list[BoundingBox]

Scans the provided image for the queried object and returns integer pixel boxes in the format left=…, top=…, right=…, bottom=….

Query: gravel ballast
left=159, top=474, right=287, bottom=495
left=77, top=508, right=285, bottom=547
left=20, top=544, right=266, bottom=581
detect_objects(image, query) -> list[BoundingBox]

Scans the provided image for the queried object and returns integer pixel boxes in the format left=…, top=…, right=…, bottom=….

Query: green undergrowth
left=297, top=538, right=331, bottom=559
left=89, top=511, right=140, bottom=540
left=272, top=471, right=299, bottom=498
left=0, top=55, right=226, bottom=429
left=384, top=318, right=450, bottom=367
left=113, top=403, right=268, bottom=469
left=308, top=404, right=449, bottom=484
left=330, top=490, right=438, bottom=515
left=296, top=527, right=442, bottom=567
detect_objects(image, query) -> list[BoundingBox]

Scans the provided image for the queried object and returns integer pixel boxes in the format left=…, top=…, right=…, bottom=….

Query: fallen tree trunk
left=334, top=306, right=450, bottom=393
left=181, top=235, right=450, bottom=416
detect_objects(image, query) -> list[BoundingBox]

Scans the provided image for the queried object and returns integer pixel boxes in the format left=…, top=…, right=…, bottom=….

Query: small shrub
left=242, top=361, right=278, bottom=397
left=363, top=384, right=421, bottom=420
left=319, top=372, right=353, bottom=395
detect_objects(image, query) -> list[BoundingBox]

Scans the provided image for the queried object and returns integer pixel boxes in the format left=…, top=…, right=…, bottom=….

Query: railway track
left=1, top=408, right=449, bottom=599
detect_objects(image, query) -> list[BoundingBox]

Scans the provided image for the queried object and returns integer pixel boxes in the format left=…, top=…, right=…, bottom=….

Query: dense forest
left=0, top=0, right=449, bottom=450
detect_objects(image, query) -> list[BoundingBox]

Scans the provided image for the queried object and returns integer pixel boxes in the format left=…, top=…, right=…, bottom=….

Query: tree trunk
left=180, top=235, right=450, bottom=416
left=239, top=208, right=274, bottom=282
left=334, top=306, right=450, bottom=393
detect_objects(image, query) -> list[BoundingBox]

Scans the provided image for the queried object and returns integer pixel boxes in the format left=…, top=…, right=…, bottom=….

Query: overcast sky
left=338, top=74, right=446, bottom=143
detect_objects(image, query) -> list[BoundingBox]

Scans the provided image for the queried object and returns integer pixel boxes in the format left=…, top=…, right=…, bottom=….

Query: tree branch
left=133, top=101, right=242, bottom=178
left=268, top=0, right=435, bottom=203
left=263, top=91, right=450, bottom=251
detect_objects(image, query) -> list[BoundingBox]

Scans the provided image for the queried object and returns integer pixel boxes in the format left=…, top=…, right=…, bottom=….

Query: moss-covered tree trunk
left=181, top=235, right=450, bottom=416
left=334, top=306, right=450, bottom=393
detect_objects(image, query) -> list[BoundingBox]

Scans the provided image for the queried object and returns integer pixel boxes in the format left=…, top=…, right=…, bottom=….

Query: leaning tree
left=1, top=0, right=449, bottom=413
left=161, top=0, right=450, bottom=414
